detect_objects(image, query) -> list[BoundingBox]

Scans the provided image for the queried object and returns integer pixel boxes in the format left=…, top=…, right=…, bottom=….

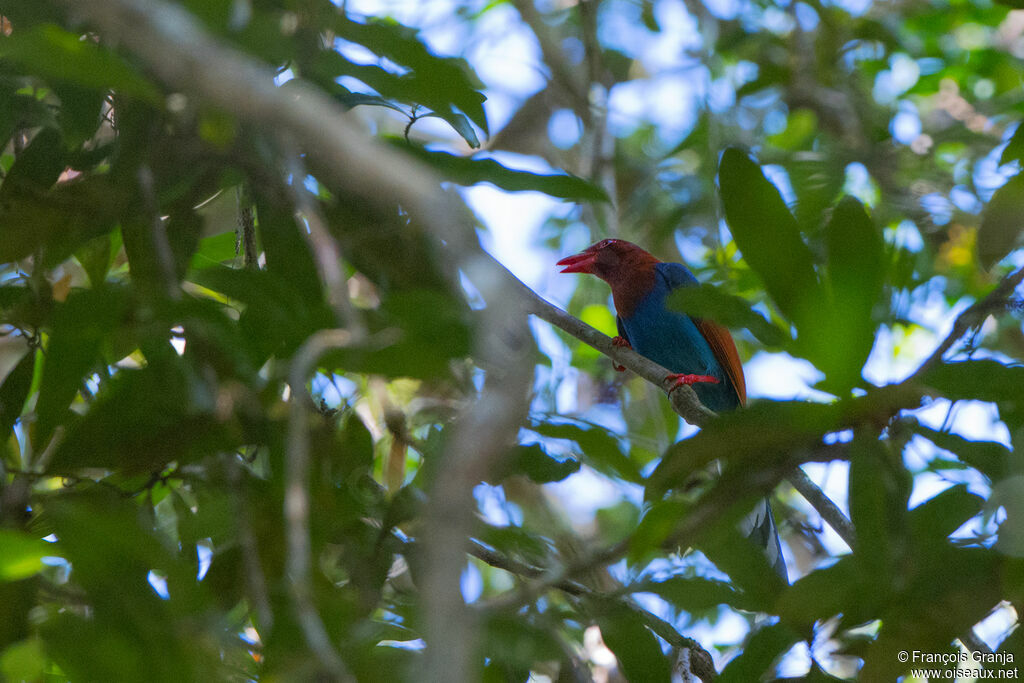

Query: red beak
left=557, top=249, right=598, bottom=274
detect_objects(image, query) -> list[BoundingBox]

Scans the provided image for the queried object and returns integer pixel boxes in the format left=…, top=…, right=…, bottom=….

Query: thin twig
left=787, top=466, right=855, bottom=548
left=465, top=539, right=717, bottom=682
left=909, top=265, right=1024, bottom=383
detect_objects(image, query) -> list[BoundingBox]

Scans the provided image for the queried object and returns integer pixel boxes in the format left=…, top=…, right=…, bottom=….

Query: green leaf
left=717, top=149, right=822, bottom=332
left=396, top=143, right=608, bottom=201
left=634, top=576, right=755, bottom=611
left=307, top=51, right=483, bottom=147
left=776, top=557, right=862, bottom=624
left=648, top=400, right=842, bottom=498
left=718, top=623, right=803, bottom=683
left=49, top=359, right=230, bottom=474
left=0, top=175, right=125, bottom=265
left=0, top=638, right=46, bottom=682
left=822, top=196, right=884, bottom=390
left=0, top=351, right=36, bottom=439
left=666, top=285, right=790, bottom=348
left=1001, top=124, right=1024, bottom=166
left=698, top=513, right=786, bottom=611
left=532, top=421, right=640, bottom=483
left=978, top=172, right=1024, bottom=269
left=847, top=435, right=907, bottom=580
left=0, top=127, right=64, bottom=200
left=0, top=24, right=161, bottom=104
left=921, top=360, right=1024, bottom=403
left=333, top=17, right=488, bottom=133
left=908, top=484, right=982, bottom=542
left=628, top=499, right=690, bottom=564
left=0, top=531, right=51, bottom=582
left=189, top=231, right=240, bottom=270
left=768, top=109, right=818, bottom=151
left=480, top=614, right=563, bottom=671
left=912, top=423, right=1011, bottom=481
left=35, top=286, right=129, bottom=443
left=52, top=82, right=105, bottom=146
left=501, top=443, right=580, bottom=483
left=594, top=603, right=672, bottom=682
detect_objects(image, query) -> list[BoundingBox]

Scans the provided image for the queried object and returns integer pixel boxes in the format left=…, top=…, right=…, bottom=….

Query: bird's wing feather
left=655, top=263, right=747, bottom=406
left=694, top=318, right=747, bottom=406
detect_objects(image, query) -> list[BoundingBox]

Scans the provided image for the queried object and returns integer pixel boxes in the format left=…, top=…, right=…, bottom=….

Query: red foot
left=666, top=373, right=720, bottom=392
left=612, top=336, right=631, bottom=372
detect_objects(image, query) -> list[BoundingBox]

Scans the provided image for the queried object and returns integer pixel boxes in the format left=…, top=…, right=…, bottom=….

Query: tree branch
left=908, top=265, right=1024, bottom=383
left=420, top=264, right=535, bottom=682
left=285, top=329, right=356, bottom=680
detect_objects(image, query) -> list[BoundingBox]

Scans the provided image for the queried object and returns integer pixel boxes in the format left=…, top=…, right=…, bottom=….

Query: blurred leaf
left=500, top=443, right=580, bottom=483
left=0, top=350, right=35, bottom=439
left=42, top=490, right=223, bottom=682
left=667, top=114, right=708, bottom=156
left=667, top=285, right=790, bottom=348
left=0, top=175, right=125, bottom=265
left=698, top=512, right=786, bottom=611
left=788, top=157, right=846, bottom=232
left=908, top=484, right=982, bottom=542
left=0, top=637, right=45, bottom=682
left=331, top=85, right=409, bottom=115
left=480, top=614, right=563, bottom=672
left=532, top=421, right=640, bottom=483
left=921, top=360, right=1024, bottom=403
left=776, top=557, right=862, bottom=624
left=49, top=359, right=231, bottom=474
left=768, top=109, right=818, bottom=151
left=994, top=0, right=1024, bottom=11
left=912, top=422, right=1011, bottom=481
left=52, top=82, right=105, bottom=146
left=0, top=24, right=161, bottom=104
left=634, top=576, right=756, bottom=611
left=331, top=288, right=469, bottom=379
left=0, top=126, right=64, bottom=200
left=595, top=500, right=641, bottom=545
left=189, top=231, right=239, bottom=270
left=718, top=149, right=822, bottom=331
left=978, top=172, right=1024, bottom=269
left=35, top=286, right=129, bottom=443
left=594, top=602, right=672, bottom=682
left=333, top=17, right=488, bottom=133
left=847, top=435, right=906, bottom=580
left=1001, top=124, right=1024, bottom=166
left=75, top=232, right=116, bottom=287
left=0, top=531, right=50, bottom=582
left=648, top=400, right=842, bottom=498
left=396, top=143, right=608, bottom=201
left=308, top=53, right=483, bottom=147
left=629, top=498, right=689, bottom=564
left=718, top=622, right=803, bottom=682
left=822, top=196, right=884, bottom=390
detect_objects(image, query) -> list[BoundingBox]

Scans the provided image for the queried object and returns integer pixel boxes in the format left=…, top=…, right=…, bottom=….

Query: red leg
left=666, top=373, right=720, bottom=391
left=611, top=336, right=631, bottom=372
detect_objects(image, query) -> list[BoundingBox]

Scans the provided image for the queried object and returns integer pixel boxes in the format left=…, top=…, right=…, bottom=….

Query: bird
left=557, top=238, right=787, bottom=580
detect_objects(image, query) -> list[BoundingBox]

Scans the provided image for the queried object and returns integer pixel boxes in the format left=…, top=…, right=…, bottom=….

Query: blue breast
left=617, top=263, right=740, bottom=413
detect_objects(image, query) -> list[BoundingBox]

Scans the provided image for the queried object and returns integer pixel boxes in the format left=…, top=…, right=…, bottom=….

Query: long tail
left=738, top=497, right=787, bottom=581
